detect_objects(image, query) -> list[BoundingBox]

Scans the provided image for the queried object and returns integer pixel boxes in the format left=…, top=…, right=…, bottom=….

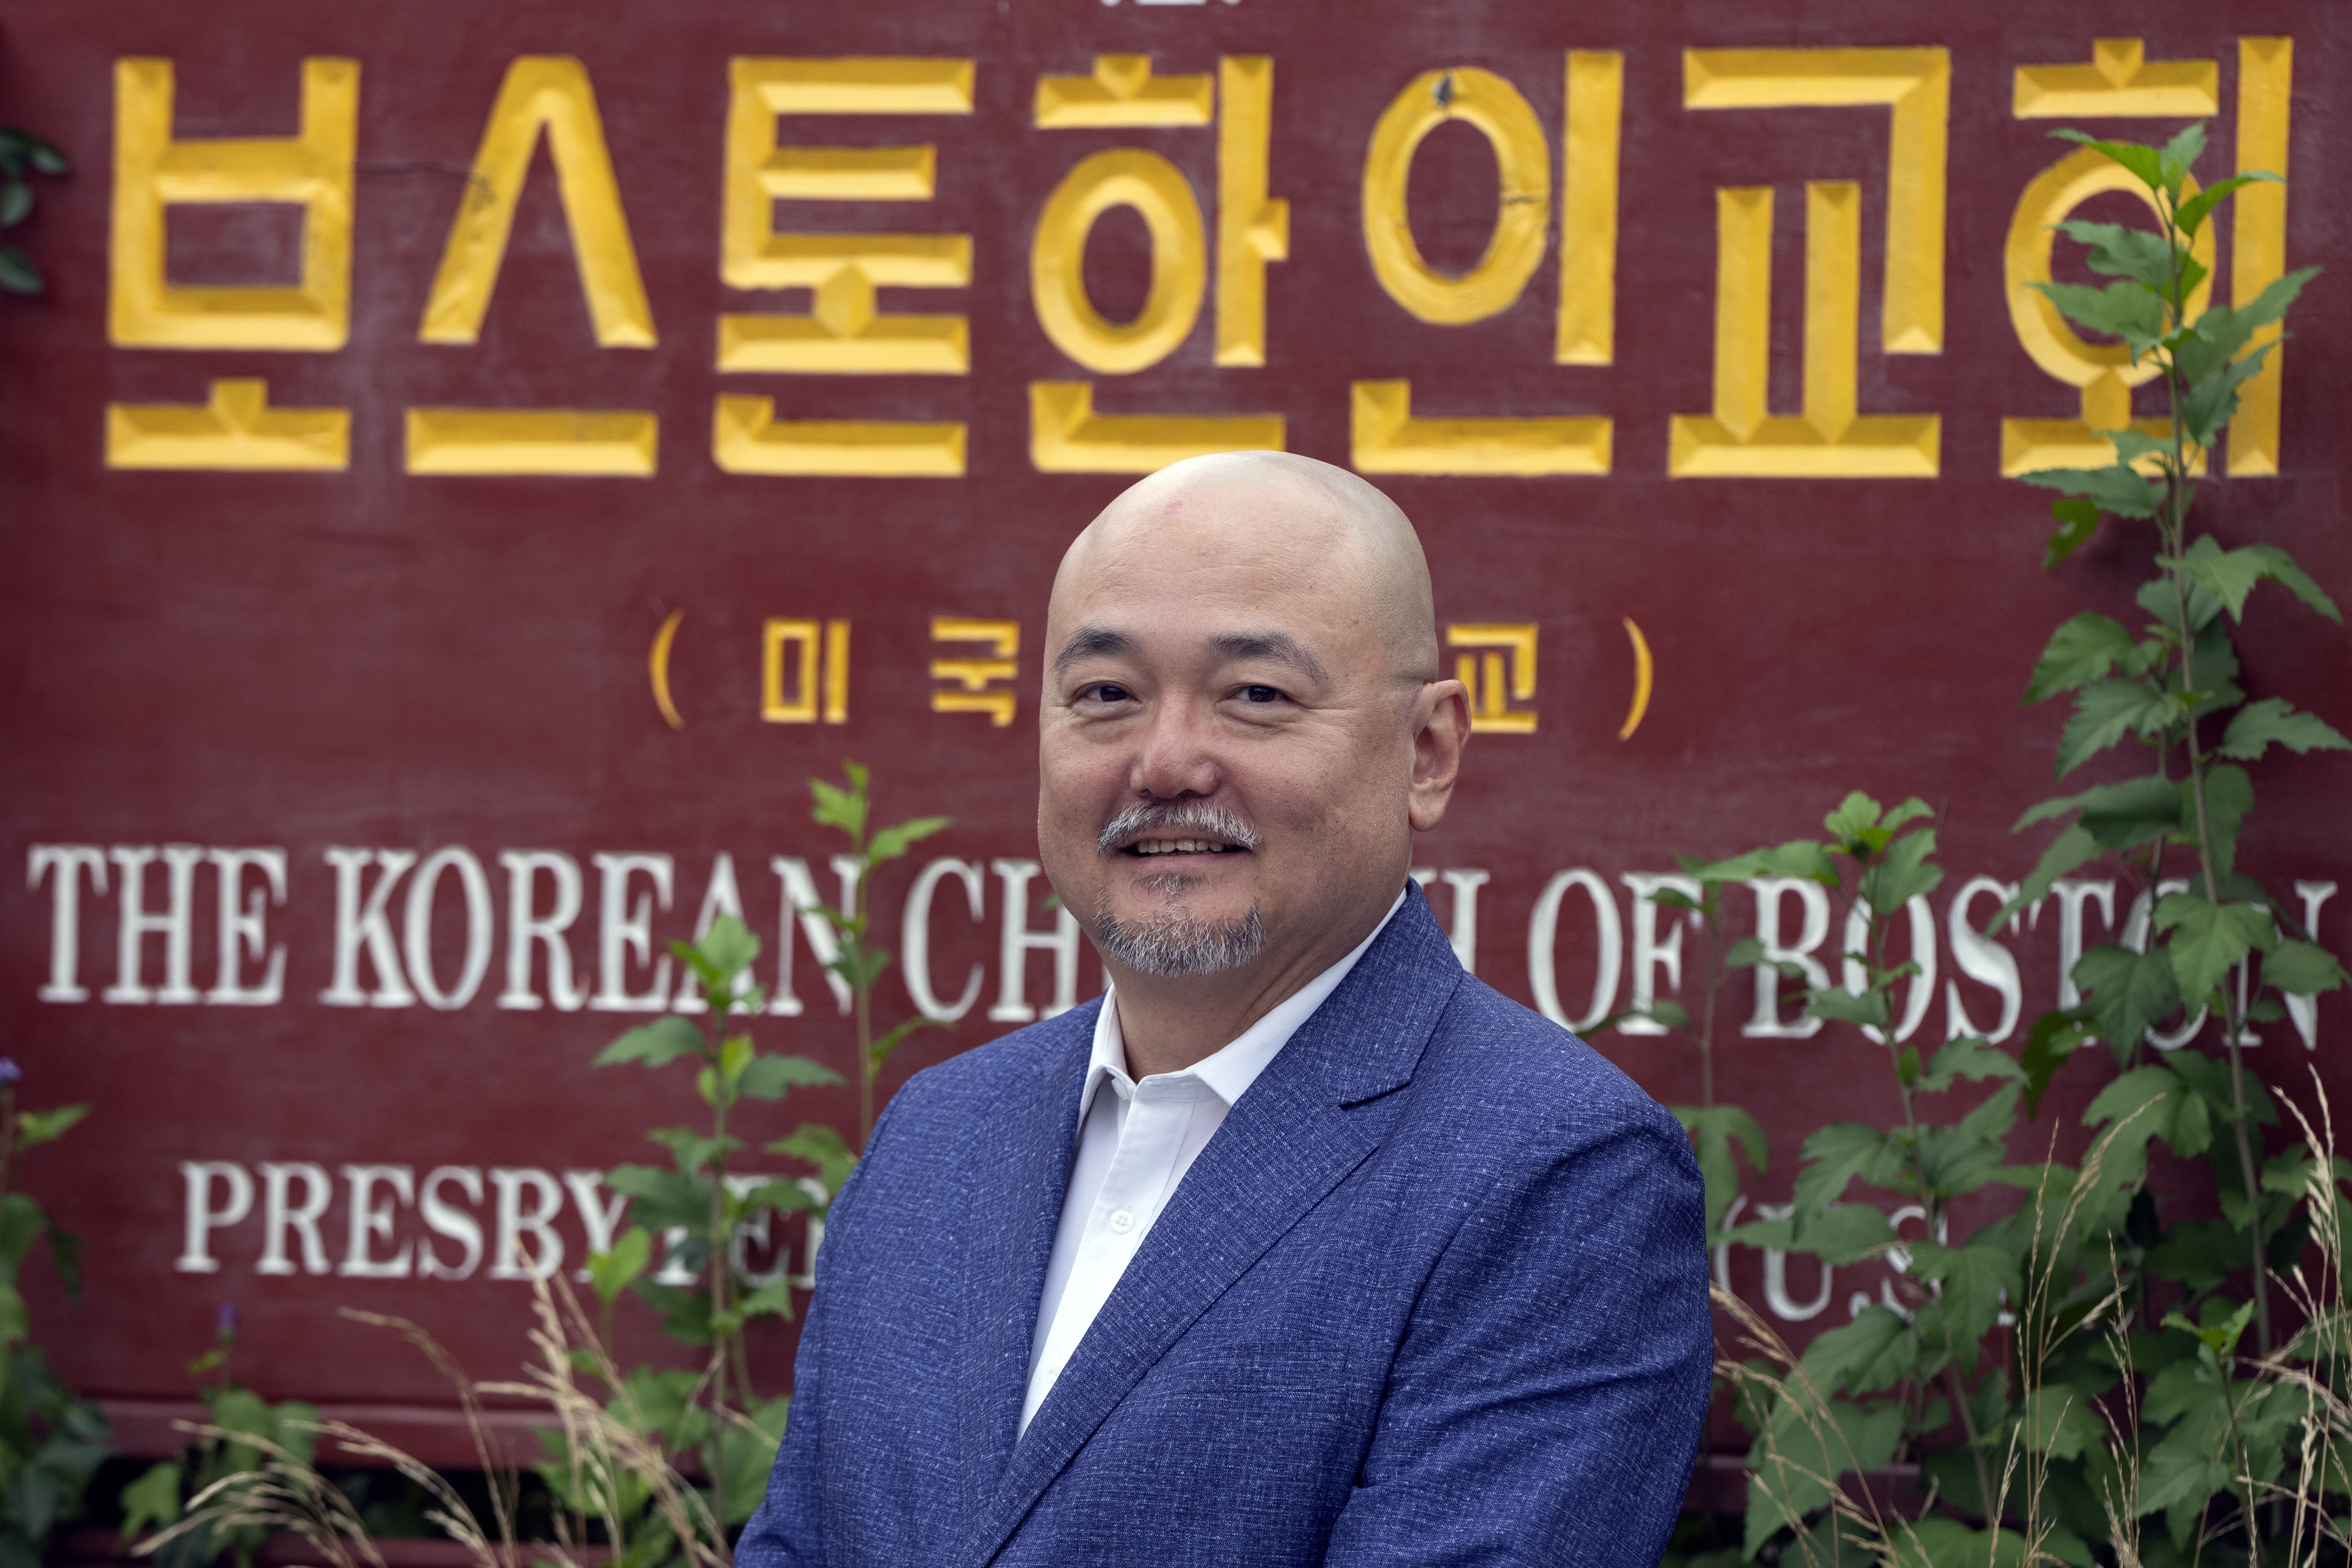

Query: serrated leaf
left=1794, top=1203, right=1898, bottom=1265
left=2052, top=129, right=2164, bottom=192
left=586, top=1226, right=651, bottom=1305
left=1822, top=790, right=1883, bottom=844
left=2045, top=498, right=2101, bottom=568
left=735, top=1053, right=844, bottom=1101
left=2157, top=121, right=2206, bottom=192
left=2239, top=542, right=2342, bottom=623
left=1915, top=1036, right=2025, bottom=1095
left=1872, top=824, right=1943, bottom=912
left=1791, top=1123, right=1892, bottom=1221
left=2179, top=341, right=2274, bottom=451
left=2266, top=940, right=2348, bottom=998
left=0, top=245, right=41, bottom=294
left=1675, top=1103, right=1768, bottom=1234
left=808, top=775, right=867, bottom=840
left=2015, top=774, right=2181, bottom=851
left=2174, top=265, right=2314, bottom=387
left=2197, top=764, right=2252, bottom=879
left=2052, top=219, right=2178, bottom=292
left=1807, top=986, right=1889, bottom=1028
left=2056, top=679, right=2173, bottom=778
left=695, top=914, right=761, bottom=986
left=2025, top=614, right=2136, bottom=704
left=2019, top=462, right=2163, bottom=520
left=2219, top=697, right=2352, bottom=761
left=868, top=815, right=951, bottom=864
left=596, top=1014, right=706, bottom=1069
left=1800, top=1304, right=1915, bottom=1396
left=13, top=1104, right=88, bottom=1150
left=2155, top=894, right=2275, bottom=1005
left=2029, top=279, right=2166, bottom=355
left=2074, top=944, right=2182, bottom=1059
left=2020, top=1008, right=2094, bottom=1117
left=2002, top=823, right=2099, bottom=926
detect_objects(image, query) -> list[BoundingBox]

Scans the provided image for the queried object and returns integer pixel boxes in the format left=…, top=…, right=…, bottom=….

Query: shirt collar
left=1080, top=886, right=1408, bottom=1121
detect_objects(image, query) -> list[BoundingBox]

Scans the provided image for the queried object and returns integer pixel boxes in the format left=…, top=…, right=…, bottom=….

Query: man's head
left=1038, top=451, right=1470, bottom=998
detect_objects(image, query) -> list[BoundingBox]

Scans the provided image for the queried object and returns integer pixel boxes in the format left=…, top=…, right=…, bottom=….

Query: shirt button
left=1108, top=1209, right=1135, bottom=1234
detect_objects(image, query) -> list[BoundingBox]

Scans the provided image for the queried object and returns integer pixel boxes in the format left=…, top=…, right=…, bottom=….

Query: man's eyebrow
left=1052, top=626, right=1135, bottom=673
left=1211, top=630, right=1329, bottom=685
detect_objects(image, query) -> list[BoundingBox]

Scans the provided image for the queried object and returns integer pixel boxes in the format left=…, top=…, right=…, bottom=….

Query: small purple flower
left=0, top=1060, right=19, bottom=1085
left=216, top=1302, right=239, bottom=1337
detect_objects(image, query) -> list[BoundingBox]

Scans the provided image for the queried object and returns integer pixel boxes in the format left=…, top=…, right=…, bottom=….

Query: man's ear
left=1407, top=679, right=1471, bottom=833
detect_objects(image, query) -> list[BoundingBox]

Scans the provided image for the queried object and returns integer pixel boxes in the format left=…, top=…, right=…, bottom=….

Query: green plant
left=118, top=1307, right=320, bottom=1568
left=587, top=914, right=839, bottom=1534
left=0, top=1061, right=106, bottom=1568
left=0, top=129, right=68, bottom=296
left=802, top=760, right=950, bottom=1152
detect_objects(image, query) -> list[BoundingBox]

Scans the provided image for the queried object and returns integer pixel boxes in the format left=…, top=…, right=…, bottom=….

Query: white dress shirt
left=1019, top=891, right=1405, bottom=1435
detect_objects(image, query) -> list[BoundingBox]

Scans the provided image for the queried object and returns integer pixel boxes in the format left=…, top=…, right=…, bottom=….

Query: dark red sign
left=3, top=0, right=2346, bottom=1457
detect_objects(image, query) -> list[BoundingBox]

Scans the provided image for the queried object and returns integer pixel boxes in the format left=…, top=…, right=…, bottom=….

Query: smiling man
left=740, top=453, right=1713, bottom=1567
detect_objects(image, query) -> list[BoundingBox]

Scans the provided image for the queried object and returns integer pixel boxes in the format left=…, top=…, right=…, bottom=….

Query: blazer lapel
left=959, top=887, right=1464, bottom=1566
left=953, top=1006, right=1097, bottom=1528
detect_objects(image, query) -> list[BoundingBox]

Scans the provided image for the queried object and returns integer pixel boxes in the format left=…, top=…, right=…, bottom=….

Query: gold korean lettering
left=1556, top=52, right=1622, bottom=367
left=1446, top=625, right=1538, bottom=735
left=419, top=56, right=655, bottom=348
left=1029, top=56, right=1284, bottom=474
left=109, top=56, right=357, bottom=351
left=931, top=619, right=1021, bottom=728
left=2228, top=37, right=2292, bottom=477
left=2002, top=40, right=2220, bottom=477
left=763, top=619, right=850, bottom=725
left=106, top=379, right=348, bottom=471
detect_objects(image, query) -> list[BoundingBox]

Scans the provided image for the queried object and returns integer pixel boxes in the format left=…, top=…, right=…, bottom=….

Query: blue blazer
left=740, top=883, right=1712, bottom=1566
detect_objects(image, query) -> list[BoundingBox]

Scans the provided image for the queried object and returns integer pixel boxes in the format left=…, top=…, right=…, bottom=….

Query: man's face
left=1038, top=478, right=1437, bottom=988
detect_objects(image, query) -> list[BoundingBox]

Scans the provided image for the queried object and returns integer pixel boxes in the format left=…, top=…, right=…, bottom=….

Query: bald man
left=741, top=455, right=1712, bottom=1568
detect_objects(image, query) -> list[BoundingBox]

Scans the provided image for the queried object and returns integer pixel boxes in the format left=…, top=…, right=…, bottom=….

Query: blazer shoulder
left=887, top=996, right=1101, bottom=1123
left=1417, top=975, right=1685, bottom=1150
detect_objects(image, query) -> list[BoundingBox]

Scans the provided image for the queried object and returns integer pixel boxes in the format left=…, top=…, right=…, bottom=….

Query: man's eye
left=1239, top=685, right=1284, bottom=704
left=1084, top=683, right=1133, bottom=704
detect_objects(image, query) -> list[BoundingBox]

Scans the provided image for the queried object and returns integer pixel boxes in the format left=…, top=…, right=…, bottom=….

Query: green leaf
left=1674, top=1104, right=1769, bottom=1235
left=2019, top=1009, right=2094, bottom=1117
left=586, top=1226, right=651, bottom=1305
left=735, top=1053, right=844, bottom=1101
left=2056, top=679, right=2173, bottom=778
left=2157, top=122, right=2207, bottom=194
left=1821, top=790, right=1882, bottom=846
left=1805, top=986, right=1889, bottom=1028
left=2219, top=697, right=2352, bottom=761
left=2155, top=894, right=2275, bottom=1005
left=2173, top=265, right=2315, bottom=384
left=0, top=180, right=29, bottom=228
left=1791, top=1122, right=1892, bottom=1221
left=2018, top=461, right=2163, bottom=521
left=769, top=1122, right=859, bottom=1198
left=2239, top=542, right=2342, bottom=623
left=2025, top=613, right=2136, bottom=704
left=646, top=1126, right=740, bottom=1178
left=2179, top=338, right=2275, bottom=450
left=2045, top=498, right=2101, bottom=568
left=1871, top=825, right=1943, bottom=912
left=2196, top=763, right=2252, bottom=879
left=809, top=771, right=868, bottom=841
left=2266, top=940, right=2348, bottom=997
left=1743, top=1397, right=1904, bottom=1558
left=13, top=1105, right=88, bottom=1150
left=2029, top=279, right=2166, bottom=355
left=695, top=914, right=761, bottom=988
left=597, top=1015, right=706, bottom=1069
left=0, top=244, right=41, bottom=294
left=2051, top=129, right=2163, bottom=191
left=118, top=1460, right=184, bottom=1541
left=2004, top=823, right=2099, bottom=922
left=2017, top=774, right=2181, bottom=852
left=1792, top=1203, right=1897, bottom=1266
left=1914, top=1036, right=2025, bottom=1095
left=604, top=1164, right=713, bottom=1231
left=867, top=815, right=951, bottom=864
left=1798, top=1304, right=1914, bottom=1396
left=2051, top=219, right=2178, bottom=292
left=2073, top=944, right=2182, bottom=1059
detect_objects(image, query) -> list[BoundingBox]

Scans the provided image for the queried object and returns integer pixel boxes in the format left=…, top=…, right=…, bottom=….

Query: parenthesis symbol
left=650, top=609, right=686, bottom=730
left=1618, top=617, right=1652, bottom=741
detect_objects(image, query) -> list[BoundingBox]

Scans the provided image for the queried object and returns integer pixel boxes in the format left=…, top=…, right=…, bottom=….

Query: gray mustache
left=1096, top=801, right=1262, bottom=856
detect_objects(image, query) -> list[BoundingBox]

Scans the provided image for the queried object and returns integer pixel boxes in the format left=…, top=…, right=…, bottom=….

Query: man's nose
left=1128, top=693, right=1223, bottom=800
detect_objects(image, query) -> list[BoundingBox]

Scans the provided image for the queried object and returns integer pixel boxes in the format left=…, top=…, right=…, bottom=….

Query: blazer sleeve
left=1321, top=1101, right=1714, bottom=1568
left=734, top=1099, right=900, bottom=1568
